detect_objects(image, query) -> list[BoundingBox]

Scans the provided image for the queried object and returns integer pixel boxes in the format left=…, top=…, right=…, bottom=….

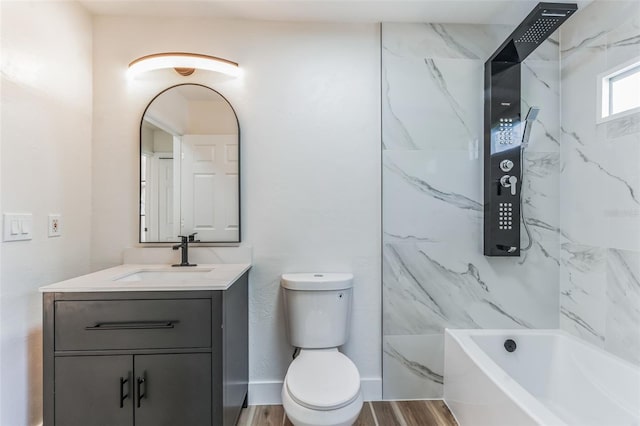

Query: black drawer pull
left=137, top=374, right=146, bottom=408
left=85, top=321, right=176, bottom=330
left=119, top=375, right=130, bottom=408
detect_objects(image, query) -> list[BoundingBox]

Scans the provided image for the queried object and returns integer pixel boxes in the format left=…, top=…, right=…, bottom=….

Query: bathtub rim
left=446, top=328, right=640, bottom=372
left=445, top=328, right=640, bottom=426
left=444, top=329, right=572, bottom=426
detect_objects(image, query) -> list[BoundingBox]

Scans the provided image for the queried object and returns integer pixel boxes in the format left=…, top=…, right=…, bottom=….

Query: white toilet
left=281, top=273, right=363, bottom=426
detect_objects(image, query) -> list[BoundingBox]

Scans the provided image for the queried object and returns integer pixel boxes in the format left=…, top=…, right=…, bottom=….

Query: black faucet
left=172, top=233, right=200, bottom=267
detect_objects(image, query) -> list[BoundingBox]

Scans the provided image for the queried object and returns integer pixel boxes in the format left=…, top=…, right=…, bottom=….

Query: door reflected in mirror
left=140, top=84, right=240, bottom=243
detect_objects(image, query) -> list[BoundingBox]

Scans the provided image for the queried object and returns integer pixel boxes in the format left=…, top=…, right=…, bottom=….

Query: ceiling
left=79, top=0, right=593, bottom=25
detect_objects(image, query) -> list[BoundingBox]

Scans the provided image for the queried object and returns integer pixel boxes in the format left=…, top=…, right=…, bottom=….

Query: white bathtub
left=444, top=329, right=640, bottom=426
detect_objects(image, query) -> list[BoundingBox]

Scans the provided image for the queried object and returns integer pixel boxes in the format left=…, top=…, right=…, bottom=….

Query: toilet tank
left=281, top=273, right=353, bottom=349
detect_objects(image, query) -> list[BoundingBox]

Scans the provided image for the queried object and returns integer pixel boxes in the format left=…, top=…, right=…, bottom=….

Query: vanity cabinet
left=54, top=353, right=211, bottom=426
left=43, top=271, right=248, bottom=426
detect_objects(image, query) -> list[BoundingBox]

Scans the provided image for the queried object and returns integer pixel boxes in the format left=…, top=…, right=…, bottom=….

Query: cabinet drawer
left=54, top=299, right=211, bottom=351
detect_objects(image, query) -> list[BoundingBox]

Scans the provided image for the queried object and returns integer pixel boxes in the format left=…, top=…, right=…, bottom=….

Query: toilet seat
left=285, top=349, right=361, bottom=411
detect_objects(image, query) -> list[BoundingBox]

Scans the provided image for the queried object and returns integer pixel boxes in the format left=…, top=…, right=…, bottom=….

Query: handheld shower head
left=519, top=106, right=540, bottom=253
left=521, top=106, right=540, bottom=149
left=525, top=106, right=540, bottom=122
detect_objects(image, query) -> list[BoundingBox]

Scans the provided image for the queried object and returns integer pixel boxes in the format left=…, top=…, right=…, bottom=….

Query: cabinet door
left=134, top=353, right=212, bottom=426
left=55, top=355, right=133, bottom=426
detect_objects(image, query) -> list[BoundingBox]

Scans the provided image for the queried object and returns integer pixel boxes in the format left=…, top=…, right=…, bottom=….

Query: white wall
left=92, top=17, right=381, bottom=402
left=144, top=88, right=188, bottom=135
left=187, top=100, right=238, bottom=134
left=0, top=1, right=93, bottom=425
left=152, top=129, right=173, bottom=152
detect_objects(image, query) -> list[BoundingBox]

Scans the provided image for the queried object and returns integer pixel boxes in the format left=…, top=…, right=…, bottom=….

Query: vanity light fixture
left=127, top=52, right=240, bottom=79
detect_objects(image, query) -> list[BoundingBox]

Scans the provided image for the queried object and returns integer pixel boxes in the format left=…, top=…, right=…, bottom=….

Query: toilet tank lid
left=281, top=273, right=353, bottom=290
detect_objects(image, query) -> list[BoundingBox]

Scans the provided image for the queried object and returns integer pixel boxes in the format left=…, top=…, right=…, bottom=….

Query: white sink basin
left=115, top=269, right=214, bottom=282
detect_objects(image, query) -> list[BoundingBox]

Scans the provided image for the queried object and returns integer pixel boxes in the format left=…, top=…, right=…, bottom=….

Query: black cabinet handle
left=85, top=321, right=175, bottom=330
left=136, top=374, right=146, bottom=408
left=119, top=375, right=130, bottom=408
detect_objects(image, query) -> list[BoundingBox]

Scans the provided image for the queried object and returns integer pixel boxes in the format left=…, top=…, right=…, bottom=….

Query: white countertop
left=39, top=263, right=251, bottom=293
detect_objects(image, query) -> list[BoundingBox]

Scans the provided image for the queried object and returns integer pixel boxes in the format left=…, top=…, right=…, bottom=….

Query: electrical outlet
left=48, top=214, right=62, bottom=237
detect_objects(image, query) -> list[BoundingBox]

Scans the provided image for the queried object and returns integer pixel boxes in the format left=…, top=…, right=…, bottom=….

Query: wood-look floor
left=237, top=400, right=458, bottom=426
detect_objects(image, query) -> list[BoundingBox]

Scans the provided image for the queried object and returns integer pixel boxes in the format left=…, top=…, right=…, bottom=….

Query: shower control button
left=500, top=160, right=514, bottom=172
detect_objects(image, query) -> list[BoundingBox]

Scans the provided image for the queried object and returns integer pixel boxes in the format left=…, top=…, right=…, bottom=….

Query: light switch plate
left=3, top=213, right=33, bottom=242
left=48, top=214, right=62, bottom=237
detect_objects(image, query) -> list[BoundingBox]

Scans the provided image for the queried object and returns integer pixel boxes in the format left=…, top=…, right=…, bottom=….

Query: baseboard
left=248, top=378, right=382, bottom=405
left=248, top=381, right=283, bottom=405
left=361, top=377, right=383, bottom=401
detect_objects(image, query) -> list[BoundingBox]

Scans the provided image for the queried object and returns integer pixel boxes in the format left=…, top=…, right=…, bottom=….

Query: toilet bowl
left=280, top=273, right=363, bottom=426
left=282, top=349, right=363, bottom=426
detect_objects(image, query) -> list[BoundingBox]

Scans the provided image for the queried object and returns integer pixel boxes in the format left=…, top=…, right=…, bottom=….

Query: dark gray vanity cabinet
left=43, top=271, right=248, bottom=426
left=54, top=355, right=134, bottom=426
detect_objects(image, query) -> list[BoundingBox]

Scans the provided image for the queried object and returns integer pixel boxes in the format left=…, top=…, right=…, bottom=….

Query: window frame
left=597, top=56, right=640, bottom=123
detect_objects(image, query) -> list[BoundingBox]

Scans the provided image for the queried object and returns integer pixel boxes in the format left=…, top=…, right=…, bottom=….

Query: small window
left=599, top=58, right=640, bottom=122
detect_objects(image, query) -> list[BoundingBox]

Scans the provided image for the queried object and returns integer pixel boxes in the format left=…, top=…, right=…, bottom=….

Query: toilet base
left=282, top=385, right=363, bottom=426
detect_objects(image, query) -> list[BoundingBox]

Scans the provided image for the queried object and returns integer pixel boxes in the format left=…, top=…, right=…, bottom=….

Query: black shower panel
left=484, top=62, right=522, bottom=256
left=484, top=2, right=576, bottom=257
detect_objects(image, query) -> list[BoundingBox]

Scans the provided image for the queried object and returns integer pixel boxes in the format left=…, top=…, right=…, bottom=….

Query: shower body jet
left=483, top=2, right=576, bottom=257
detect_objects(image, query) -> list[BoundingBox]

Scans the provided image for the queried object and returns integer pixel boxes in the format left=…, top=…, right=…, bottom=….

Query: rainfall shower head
left=491, top=3, right=577, bottom=63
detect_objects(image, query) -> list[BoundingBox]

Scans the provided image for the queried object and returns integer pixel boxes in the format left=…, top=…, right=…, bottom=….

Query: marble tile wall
left=382, top=23, right=561, bottom=398
left=559, top=0, right=640, bottom=366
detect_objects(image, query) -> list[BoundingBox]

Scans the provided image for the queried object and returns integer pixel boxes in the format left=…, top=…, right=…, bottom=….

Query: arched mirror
left=139, top=84, right=240, bottom=243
